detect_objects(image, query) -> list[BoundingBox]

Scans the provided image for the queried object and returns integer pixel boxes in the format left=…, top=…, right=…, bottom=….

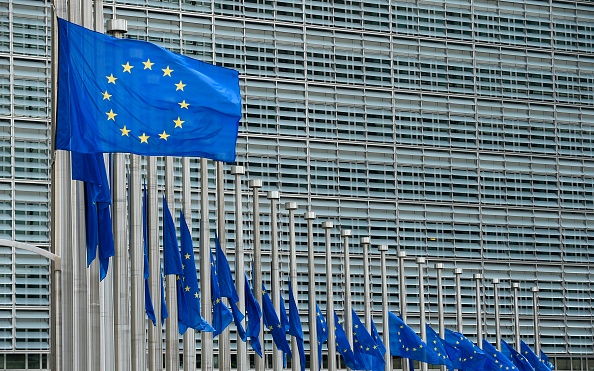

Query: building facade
left=1, top=0, right=593, bottom=369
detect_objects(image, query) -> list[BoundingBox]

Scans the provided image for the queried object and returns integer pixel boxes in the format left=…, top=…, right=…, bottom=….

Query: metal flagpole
left=250, top=179, right=264, bottom=371
left=361, top=237, right=371, bottom=330
left=532, top=287, right=540, bottom=355
left=492, top=279, right=501, bottom=350
left=323, top=221, right=336, bottom=371
left=341, top=229, right=353, bottom=344
left=454, top=268, right=463, bottom=333
left=435, top=264, right=445, bottom=371
left=232, top=166, right=247, bottom=371
left=165, top=156, right=179, bottom=371
left=218, top=162, right=231, bottom=371
left=398, top=251, right=409, bottom=371
left=474, top=274, right=483, bottom=349
left=105, top=18, right=132, bottom=371
left=147, top=156, right=162, bottom=371
left=268, top=191, right=282, bottom=371
left=183, top=158, right=196, bottom=371
left=304, top=212, right=318, bottom=371
left=512, top=282, right=520, bottom=350
left=379, top=244, right=391, bottom=371
left=417, top=258, right=427, bottom=371
left=201, top=158, right=213, bottom=370
left=286, top=202, right=299, bottom=371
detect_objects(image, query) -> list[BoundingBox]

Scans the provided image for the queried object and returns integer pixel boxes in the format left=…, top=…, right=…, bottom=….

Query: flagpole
left=232, top=166, right=247, bottom=371
left=492, top=278, right=501, bottom=350
left=183, top=157, right=197, bottom=371
left=165, top=156, right=180, bottom=371
left=361, top=237, right=371, bottom=330
left=218, top=162, right=232, bottom=371
left=250, top=179, right=264, bottom=371
left=454, top=268, right=463, bottom=333
left=435, top=263, right=445, bottom=371
left=531, top=287, right=540, bottom=355
left=474, top=273, right=483, bottom=349
left=105, top=18, right=133, bottom=371
left=147, top=156, right=162, bottom=371
left=398, top=251, right=409, bottom=371
left=512, top=282, right=520, bottom=350
left=304, top=211, right=318, bottom=371
left=379, top=244, right=391, bottom=371
left=200, top=158, right=214, bottom=371
left=268, top=191, right=282, bottom=371
left=416, top=257, right=427, bottom=371
left=341, top=229, right=353, bottom=345
left=322, top=221, right=336, bottom=371
left=286, top=202, right=299, bottom=371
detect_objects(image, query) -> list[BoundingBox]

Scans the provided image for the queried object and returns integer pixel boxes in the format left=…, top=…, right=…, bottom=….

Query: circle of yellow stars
left=102, top=59, right=190, bottom=145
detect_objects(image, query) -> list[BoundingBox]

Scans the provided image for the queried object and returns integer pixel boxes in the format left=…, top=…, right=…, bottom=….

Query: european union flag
left=316, top=303, right=329, bottom=370
left=288, top=279, right=306, bottom=371
left=210, top=249, right=233, bottom=337
left=262, top=284, right=292, bottom=358
left=244, top=273, right=263, bottom=358
left=279, top=290, right=290, bottom=333
left=371, top=317, right=387, bottom=356
left=501, top=340, right=535, bottom=371
left=443, top=328, right=489, bottom=371
left=178, top=212, right=213, bottom=334
left=334, top=311, right=363, bottom=370
left=352, top=310, right=385, bottom=371
left=389, top=312, right=441, bottom=364
left=520, top=341, right=551, bottom=371
left=540, top=350, right=554, bottom=370
left=483, top=339, right=517, bottom=371
left=160, top=264, right=168, bottom=325
left=425, top=324, right=453, bottom=368
left=214, top=232, right=246, bottom=341
left=142, top=183, right=156, bottom=325
left=56, top=18, right=241, bottom=161
left=71, top=152, right=114, bottom=280
left=162, top=196, right=182, bottom=276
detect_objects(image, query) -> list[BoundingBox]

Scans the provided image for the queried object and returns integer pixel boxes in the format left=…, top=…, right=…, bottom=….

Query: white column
left=304, top=212, right=318, bottom=371
left=250, top=179, right=264, bottom=371
left=232, top=166, right=247, bottom=371
left=341, top=229, right=353, bottom=344
left=379, top=244, right=391, bottom=371
left=474, top=274, right=483, bottom=349
left=323, top=222, right=336, bottom=371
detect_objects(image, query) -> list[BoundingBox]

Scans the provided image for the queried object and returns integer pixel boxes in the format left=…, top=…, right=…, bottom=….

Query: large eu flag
left=56, top=18, right=241, bottom=162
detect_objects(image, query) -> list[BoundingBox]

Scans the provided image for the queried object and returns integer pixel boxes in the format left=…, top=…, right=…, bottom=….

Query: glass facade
left=1, top=0, right=594, bottom=368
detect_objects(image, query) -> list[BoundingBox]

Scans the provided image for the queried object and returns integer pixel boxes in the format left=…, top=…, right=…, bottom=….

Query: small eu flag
left=316, top=303, right=328, bottom=370
left=501, top=340, right=535, bottom=371
left=370, top=317, right=387, bottom=356
left=244, top=273, right=263, bottom=358
left=262, top=284, right=292, bottom=358
left=56, top=18, right=241, bottom=162
left=334, top=311, right=362, bottom=370
left=142, top=183, right=156, bottom=325
left=210, top=249, right=233, bottom=337
left=389, top=312, right=442, bottom=364
left=539, top=350, right=554, bottom=371
left=443, top=328, right=489, bottom=371
left=162, top=196, right=182, bottom=276
left=483, top=339, right=517, bottom=371
left=520, top=341, right=551, bottom=371
left=425, top=324, right=453, bottom=368
left=287, top=279, right=306, bottom=371
left=352, top=310, right=385, bottom=371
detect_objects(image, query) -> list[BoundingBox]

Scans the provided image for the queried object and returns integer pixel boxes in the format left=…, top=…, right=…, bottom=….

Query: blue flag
left=210, top=249, right=233, bottom=337
left=539, top=350, right=554, bottom=370
left=279, top=290, right=290, bottom=333
left=162, top=196, right=182, bottom=275
left=352, top=310, right=385, bottom=371
left=142, top=183, right=156, bottom=325
left=71, top=152, right=114, bottom=280
left=178, top=213, right=214, bottom=334
left=316, top=303, right=329, bottom=370
left=288, top=279, right=306, bottom=371
left=262, top=284, right=292, bottom=358
left=371, top=317, right=387, bottom=356
left=483, top=339, right=517, bottom=371
left=425, top=324, right=454, bottom=368
left=520, top=341, right=551, bottom=371
left=56, top=18, right=241, bottom=162
left=501, top=340, right=535, bottom=371
left=244, top=273, right=263, bottom=358
left=160, top=264, right=168, bottom=325
left=215, top=232, right=246, bottom=341
left=334, top=311, right=363, bottom=370
left=443, top=328, right=489, bottom=371
left=389, top=312, right=441, bottom=364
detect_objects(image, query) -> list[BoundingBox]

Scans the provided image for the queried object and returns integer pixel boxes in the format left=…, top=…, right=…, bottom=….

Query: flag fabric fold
left=56, top=18, right=241, bottom=162
left=443, top=328, right=489, bottom=371
left=334, top=311, right=363, bottom=370
left=520, top=341, right=552, bottom=371
left=215, top=232, right=246, bottom=341
left=142, top=182, right=156, bottom=325
left=539, top=350, right=554, bottom=370
left=371, top=317, right=387, bottom=356
left=280, top=290, right=290, bottom=333
left=160, top=264, right=168, bottom=325
left=352, top=310, right=385, bottom=371
left=162, top=196, right=182, bottom=275
left=388, top=312, right=442, bottom=364
left=483, top=339, right=517, bottom=371
left=244, top=273, right=263, bottom=358
left=316, top=303, right=329, bottom=370
left=501, top=340, right=535, bottom=371
left=262, top=283, right=292, bottom=358
left=288, top=279, right=306, bottom=371
left=210, top=248, right=233, bottom=337
left=425, top=324, right=454, bottom=368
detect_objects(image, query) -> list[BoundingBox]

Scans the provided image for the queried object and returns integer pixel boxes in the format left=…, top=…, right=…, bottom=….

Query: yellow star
left=143, top=59, right=154, bottom=70
left=159, top=131, right=170, bottom=140
left=366, top=347, right=369, bottom=351
left=269, top=326, right=273, bottom=330
left=215, top=298, right=221, bottom=304
left=355, top=324, right=358, bottom=328
left=106, top=74, right=117, bottom=84
left=173, top=117, right=184, bottom=128
left=106, top=109, right=117, bottom=121
left=185, top=253, right=190, bottom=259
left=175, top=80, right=186, bottom=91
left=194, top=292, right=199, bottom=298
left=120, top=126, right=131, bottom=136
left=102, top=91, right=112, bottom=100
left=122, top=62, right=134, bottom=73
left=277, top=324, right=281, bottom=328
left=178, top=100, right=189, bottom=109
left=181, top=264, right=185, bottom=269
left=162, top=66, right=174, bottom=76
left=139, top=133, right=149, bottom=143
left=185, top=286, right=190, bottom=292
